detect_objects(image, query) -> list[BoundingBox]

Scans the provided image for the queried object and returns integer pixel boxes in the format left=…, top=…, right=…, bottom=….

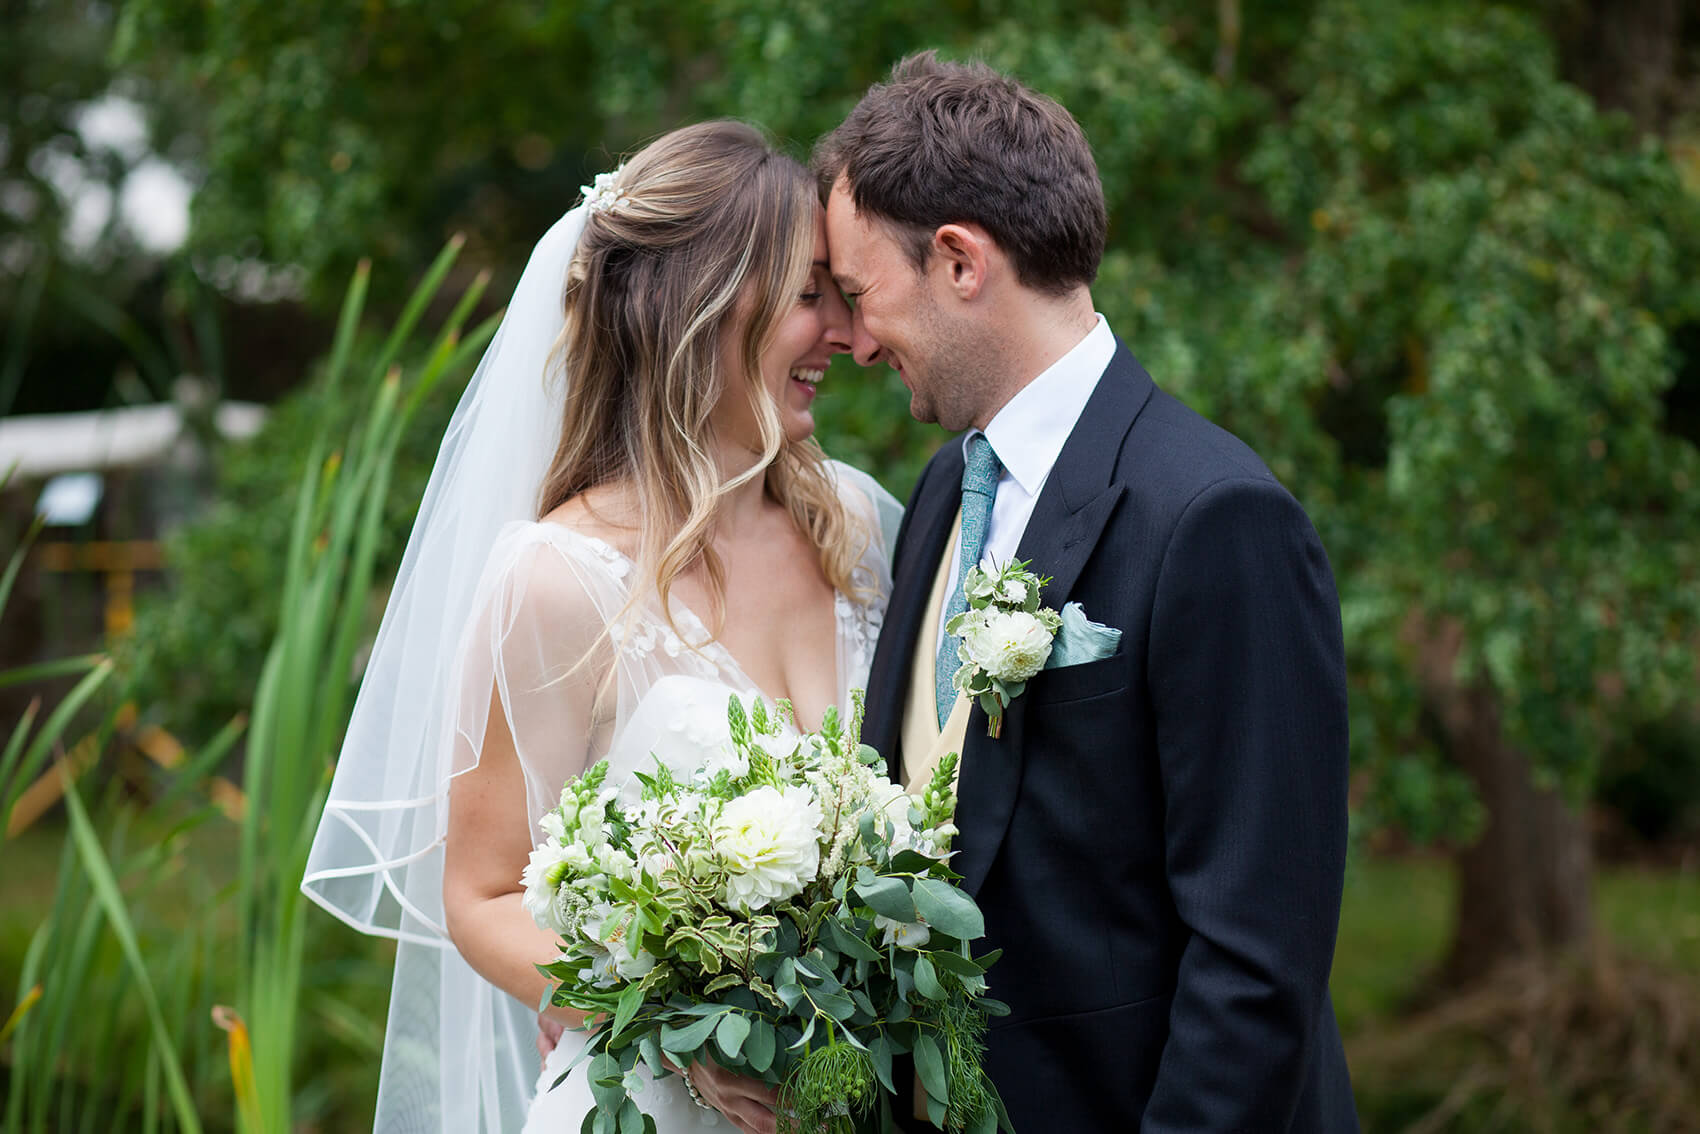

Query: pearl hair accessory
left=580, top=165, right=631, bottom=215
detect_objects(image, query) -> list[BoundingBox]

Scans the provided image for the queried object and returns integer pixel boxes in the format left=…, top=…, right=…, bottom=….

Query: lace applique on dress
left=572, top=533, right=727, bottom=681
left=836, top=578, right=885, bottom=691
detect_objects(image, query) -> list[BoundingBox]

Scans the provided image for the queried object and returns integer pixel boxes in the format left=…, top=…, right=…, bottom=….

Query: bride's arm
left=443, top=688, right=590, bottom=1028
left=441, top=540, right=606, bottom=1028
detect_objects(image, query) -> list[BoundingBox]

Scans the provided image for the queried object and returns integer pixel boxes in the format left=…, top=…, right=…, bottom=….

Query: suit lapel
left=865, top=442, right=964, bottom=783
left=953, top=341, right=1154, bottom=897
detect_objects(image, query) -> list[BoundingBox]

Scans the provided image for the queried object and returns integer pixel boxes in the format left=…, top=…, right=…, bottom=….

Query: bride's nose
left=820, top=287, right=852, bottom=356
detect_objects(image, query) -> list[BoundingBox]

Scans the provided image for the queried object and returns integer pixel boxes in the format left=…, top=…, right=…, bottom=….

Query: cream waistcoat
left=900, top=508, right=972, bottom=793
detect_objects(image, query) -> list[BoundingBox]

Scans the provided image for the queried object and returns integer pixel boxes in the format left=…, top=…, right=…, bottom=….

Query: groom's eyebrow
left=832, top=270, right=861, bottom=291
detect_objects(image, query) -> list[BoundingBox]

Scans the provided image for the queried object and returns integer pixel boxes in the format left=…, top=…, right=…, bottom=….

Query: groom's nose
left=850, top=316, right=883, bottom=368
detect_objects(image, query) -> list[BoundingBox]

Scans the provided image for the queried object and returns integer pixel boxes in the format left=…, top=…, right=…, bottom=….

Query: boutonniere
left=944, top=559, right=1063, bottom=738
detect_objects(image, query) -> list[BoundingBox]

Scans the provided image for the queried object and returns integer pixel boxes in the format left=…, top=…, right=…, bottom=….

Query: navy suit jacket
left=862, top=343, right=1359, bottom=1132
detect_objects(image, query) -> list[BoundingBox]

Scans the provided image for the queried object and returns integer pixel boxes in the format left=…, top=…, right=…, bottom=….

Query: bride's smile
left=712, top=210, right=852, bottom=452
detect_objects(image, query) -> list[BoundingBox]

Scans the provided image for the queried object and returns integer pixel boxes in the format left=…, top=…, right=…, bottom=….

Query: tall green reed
left=2, top=241, right=497, bottom=1132
left=230, top=238, right=494, bottom=1133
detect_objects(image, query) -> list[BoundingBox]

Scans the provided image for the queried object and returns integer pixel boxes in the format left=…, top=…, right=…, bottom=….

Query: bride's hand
left=535, top=1013, right=565, bottom=1065
left=668, top=1058, right=779, bottom=1134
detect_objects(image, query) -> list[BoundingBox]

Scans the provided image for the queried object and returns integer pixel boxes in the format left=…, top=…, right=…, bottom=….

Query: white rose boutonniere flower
left=945, top=559, right=1065, bottom=738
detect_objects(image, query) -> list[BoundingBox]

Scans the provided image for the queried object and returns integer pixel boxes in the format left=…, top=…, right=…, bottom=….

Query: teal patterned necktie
left=936, top=434, right=1002, bottom=728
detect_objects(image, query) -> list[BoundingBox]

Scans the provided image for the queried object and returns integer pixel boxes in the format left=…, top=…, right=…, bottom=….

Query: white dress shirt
left=935, top=314, right=1117, bottom=652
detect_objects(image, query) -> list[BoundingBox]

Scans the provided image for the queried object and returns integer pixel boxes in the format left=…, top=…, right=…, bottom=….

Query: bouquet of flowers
left=523, top=693, right=1013, bottom=1134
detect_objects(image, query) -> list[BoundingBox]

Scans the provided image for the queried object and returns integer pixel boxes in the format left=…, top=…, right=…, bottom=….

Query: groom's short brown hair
left=813, top=51, right=1106, bottom=296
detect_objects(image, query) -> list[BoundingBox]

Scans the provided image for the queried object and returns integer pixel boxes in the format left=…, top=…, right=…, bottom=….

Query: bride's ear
left=929, top=224, right=992, bottom=301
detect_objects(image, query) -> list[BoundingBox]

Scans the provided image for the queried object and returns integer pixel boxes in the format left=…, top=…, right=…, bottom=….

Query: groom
left=818, top=54, right=1358, bottom=1131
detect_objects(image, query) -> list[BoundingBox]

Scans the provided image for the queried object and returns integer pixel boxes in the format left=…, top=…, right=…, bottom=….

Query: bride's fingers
left=534, top=1013, right=565, bottom=1065
left=686, top=1062, right=778, bottom=1132
left=726, top=1099, right=777, bottom=1134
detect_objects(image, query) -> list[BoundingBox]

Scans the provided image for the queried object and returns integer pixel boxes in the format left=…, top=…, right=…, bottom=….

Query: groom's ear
left=929, top=224, right=992, bottom=301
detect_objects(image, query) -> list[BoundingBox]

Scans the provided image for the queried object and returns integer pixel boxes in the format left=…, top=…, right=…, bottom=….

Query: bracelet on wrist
left=681, top=1067, right=713, bottom=1111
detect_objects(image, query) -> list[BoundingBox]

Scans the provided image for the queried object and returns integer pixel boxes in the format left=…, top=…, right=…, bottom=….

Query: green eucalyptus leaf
left=659, top=1011, right=723, bottom=1055
left=744, top=1018, right=777, bottom=1073
left=714, top=1011, right=751, bottom=1060
left=913, top=1032, right=948, bottom=1105
left=868, top=1034, right=897, bottom=1093
left=611, top=981, right=643, bottom=1042
left=912, top=955, right=946, bottom=1000
left=853, top=875, right=916, bottom=922
left=929, top=950, right=985, bottom=978
left=826, top=917, right=881, bottom=962
left=788, top=1014, right=817, bottom=1052
left=912, top=879, right=986, bottom=941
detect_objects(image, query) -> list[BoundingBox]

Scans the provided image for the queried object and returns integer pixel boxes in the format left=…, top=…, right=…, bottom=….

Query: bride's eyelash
left=800, top=290, right=823, bottom=303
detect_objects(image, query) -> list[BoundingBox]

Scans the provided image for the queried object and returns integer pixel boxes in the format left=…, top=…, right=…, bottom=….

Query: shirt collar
left=968, top=314, right=1116, bottom=495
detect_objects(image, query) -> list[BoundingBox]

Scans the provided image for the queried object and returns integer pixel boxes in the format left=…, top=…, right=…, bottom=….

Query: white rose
left=960, top=608, right=1054, bottom=682
left=712, top=785, right=823, bottom=911
left=520, top=841, right=572, bottom=934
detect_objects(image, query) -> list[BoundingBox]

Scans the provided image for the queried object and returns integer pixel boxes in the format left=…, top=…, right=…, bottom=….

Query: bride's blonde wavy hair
left=538, top=121, right=867, bottom=636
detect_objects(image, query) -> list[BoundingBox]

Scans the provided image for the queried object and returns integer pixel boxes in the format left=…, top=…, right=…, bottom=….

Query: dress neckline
left=537, top=522, right=845, bottom=732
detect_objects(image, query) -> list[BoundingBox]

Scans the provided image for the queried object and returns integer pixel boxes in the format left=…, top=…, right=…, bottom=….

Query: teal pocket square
left=1046, top=602, right=1122, bottom=668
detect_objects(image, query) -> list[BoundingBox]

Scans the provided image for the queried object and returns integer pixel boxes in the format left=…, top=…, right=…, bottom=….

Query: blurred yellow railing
left=34, top=539, right=163, bottom=636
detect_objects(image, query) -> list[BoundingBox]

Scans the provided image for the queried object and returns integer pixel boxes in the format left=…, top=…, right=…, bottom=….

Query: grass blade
left=0, top=660, right=112, bottom=834
left=321, top=259, right=371, bottom=398
left=0, top=515, right=46, bottom=617
left=0, top=699, right=41, bottom=799
left=59, top=774, right=203, bottom=1134
left=0, top=985, right=41, bottom=1046
left=370, top=234, right=465, bottom=380
left=152, top=713, right=249, bottom=813
left=0, top=654, right=104, bottom=691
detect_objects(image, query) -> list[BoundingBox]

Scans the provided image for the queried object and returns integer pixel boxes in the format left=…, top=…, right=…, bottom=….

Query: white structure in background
left=0, top=401, right=267, bottom=481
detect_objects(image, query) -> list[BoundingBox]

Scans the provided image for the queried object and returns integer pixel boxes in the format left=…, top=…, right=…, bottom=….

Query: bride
left=302, top=121, right=901, bottom=1133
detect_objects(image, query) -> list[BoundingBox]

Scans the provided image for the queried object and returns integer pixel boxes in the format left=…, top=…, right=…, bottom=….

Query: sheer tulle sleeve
left=828, top=459, right=903, bottom=571
left=453, top=528, right=626, bottom=831
left=825, top=460, right=900, bottom=694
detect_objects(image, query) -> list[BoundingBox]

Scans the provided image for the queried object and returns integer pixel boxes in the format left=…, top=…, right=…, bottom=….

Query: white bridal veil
left=301, top=206, right=592, bottom=1131
left=301, top=199, right=903, bottom=1131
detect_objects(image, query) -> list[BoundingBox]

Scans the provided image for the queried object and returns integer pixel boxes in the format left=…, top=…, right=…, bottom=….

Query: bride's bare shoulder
left=537, top=484, right=640, bottom=559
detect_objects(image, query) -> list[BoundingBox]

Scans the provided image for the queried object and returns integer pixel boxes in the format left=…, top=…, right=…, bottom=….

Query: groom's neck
left=968, top=285, right=1098, bottom=428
